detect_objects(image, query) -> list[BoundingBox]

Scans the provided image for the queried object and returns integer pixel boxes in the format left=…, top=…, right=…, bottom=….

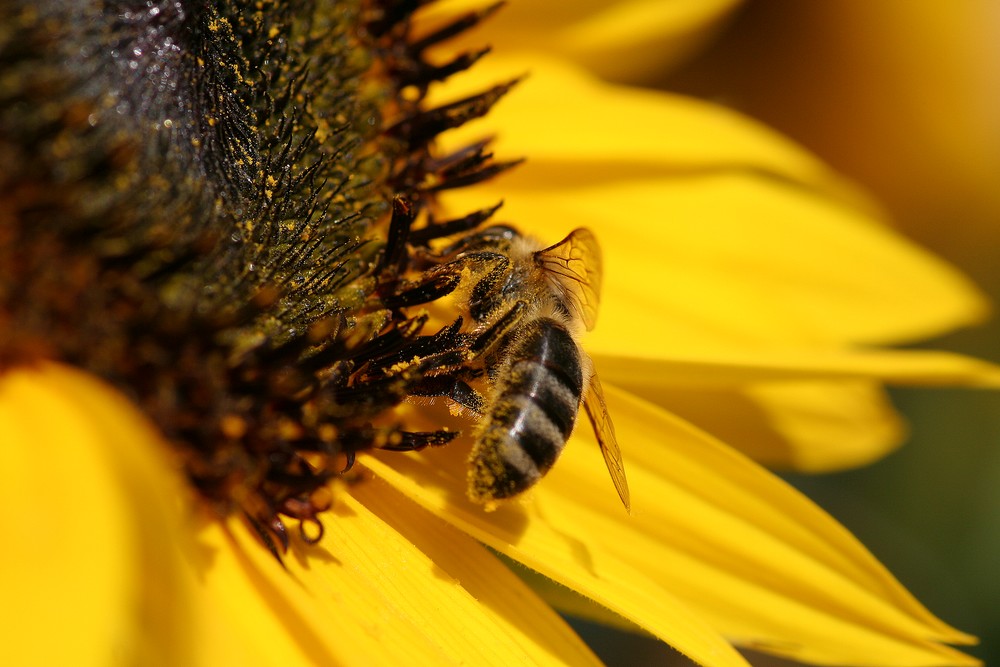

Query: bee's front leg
left=409, top=374, right=487, bottom=415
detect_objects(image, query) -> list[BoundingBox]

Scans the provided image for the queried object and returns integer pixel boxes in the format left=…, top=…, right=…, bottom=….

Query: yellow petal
left=595, top=348, right=1000, bottom=389
left=429, top=56, right=987, bottom=348
left=195, top=490, right=601, bottom=667
left=579, top=386, right=978, bottom=665
left=0, top=364, right=198, bottom=667
left=187, top=520, right=373, bottom=667
left=360, top=452, right=751, bottom=667
left=346, top=476, right=603, bottom=667
left=444, top=173, right=987, bottom=350
left=362, top=391, right=978, bottom=666
left=594, top=346, right=1000, bottom=471
left=418, top=0, right=743, bottom=82
left=430, top=55, right=846, bottom=194
left=0, top=364, right=602, bottom=666
left=695, top=2, right=1000, bottom=260
left=626, top=381, right=906, bottom=472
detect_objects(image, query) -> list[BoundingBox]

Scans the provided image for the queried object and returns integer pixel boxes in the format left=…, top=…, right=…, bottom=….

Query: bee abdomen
left=468, top=319, right=584, bottom=502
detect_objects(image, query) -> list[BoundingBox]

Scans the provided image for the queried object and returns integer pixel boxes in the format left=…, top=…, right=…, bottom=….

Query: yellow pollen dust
left=388, top=357, right=423, bottom=376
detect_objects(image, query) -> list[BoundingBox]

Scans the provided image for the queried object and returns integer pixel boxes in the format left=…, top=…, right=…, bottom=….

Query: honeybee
left=428, top=224, right=631, bottom=511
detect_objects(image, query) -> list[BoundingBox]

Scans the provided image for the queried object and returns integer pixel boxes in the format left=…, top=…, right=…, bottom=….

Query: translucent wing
left=535, top=228, right=602, bottom=330
left=583, top=371, right=631, bottom=513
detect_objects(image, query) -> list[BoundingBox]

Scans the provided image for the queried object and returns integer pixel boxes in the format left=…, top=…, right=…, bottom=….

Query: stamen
left=387, top=78, right=522, bottom=146
left=408, top=2, right=506, bottom=53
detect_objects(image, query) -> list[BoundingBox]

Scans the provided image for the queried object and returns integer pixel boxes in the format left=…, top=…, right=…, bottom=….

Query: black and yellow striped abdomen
left=469, top=317, right=584, bottom=502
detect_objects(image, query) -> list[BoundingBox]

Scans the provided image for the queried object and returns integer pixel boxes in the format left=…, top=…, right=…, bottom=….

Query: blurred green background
left=572, top=1, right=1000, bottom=664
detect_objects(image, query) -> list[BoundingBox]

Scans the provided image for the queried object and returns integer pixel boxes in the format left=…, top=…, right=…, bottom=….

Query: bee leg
left=408, top=201, right=504, bottom=246
left=244, top=512, right=289, bottom=563
left=381, top=270, right=462, bottom=308
left=278, top=497, right=328, bottom=545
left=410, top=375, right=487, bottom=415
left=381, top=251, right=506, bottom=309
left=381, top=429, right=461, bottom=452
left=467, top=255, right=512, bottom=320
left=470, top=299, right=528, bottom=356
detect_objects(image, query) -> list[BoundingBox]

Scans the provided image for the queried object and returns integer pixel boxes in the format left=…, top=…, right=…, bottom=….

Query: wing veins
left=584, top=372, right=630, bottom=513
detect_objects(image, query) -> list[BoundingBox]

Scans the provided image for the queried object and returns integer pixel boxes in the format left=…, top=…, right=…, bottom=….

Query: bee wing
left=583, top=371, right=631, bottom=513
left=535, top=228, right=602, bottom=330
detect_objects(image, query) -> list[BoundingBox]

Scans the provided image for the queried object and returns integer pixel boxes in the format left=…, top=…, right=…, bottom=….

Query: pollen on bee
left=388, top=357, right=420, bottom=375
left=299, top=519, right=324, bottom=544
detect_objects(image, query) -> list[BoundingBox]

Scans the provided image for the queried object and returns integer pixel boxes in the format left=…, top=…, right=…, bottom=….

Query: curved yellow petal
left=360, top=451, right=751, bottom=667
left=595, top=349, right=1000, bottom=389
left=0, top=364, right=601, bottom=666
left=344, top=477, right=603, bottom=667
left=430, top=55, right=845, bottom=193
left=104, top=441, right=488, bottom=665
left=444, top=173, right=987, bottom=350
left=195, top=517, right=468, bottom=666
left=699, top=2, right=1000, bottom=259
left=625, top=381, right=906, bottom=472
left=190, top=519, right=391, bottom=667
left=595, top=348, right=1000, bottom=471
left=418, top=0, right=743, bottom=81
left=197, top=491, right=600, bottom=667
left=0, top=365, right=339, bottom=667
left=578, top=386, right=978, bottom=665
left=363, top=390, right=978, bottom=666
left=0, top=364, right=198, bottom=667
left=429, top=56, right=986, bottom=348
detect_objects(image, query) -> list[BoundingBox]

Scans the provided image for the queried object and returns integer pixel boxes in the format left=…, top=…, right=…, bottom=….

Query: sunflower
left=0, top=2, right=995, bottom=666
